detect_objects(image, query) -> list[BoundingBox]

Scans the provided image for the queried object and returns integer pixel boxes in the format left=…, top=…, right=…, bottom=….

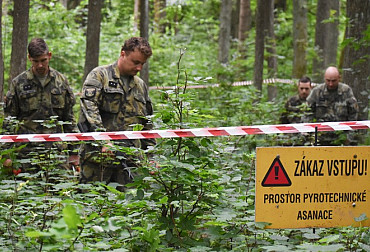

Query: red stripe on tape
left=36, top=135, right=62, bottom=142
left=73, top=135, right=96, bottom=141
left=340, top=121, right=369, bottom=130
left=241, top=127, right=264, bottom=134
left=310, top=124, right=335, bottom=132
left=172, top=130, right=196, bottom=138
left=208, top=129, right=230, bottom=136
left=45, top=137, right=62, bottom=142
left=101, top=132, right=129, bottom=140
left=141, top=132, right=162, bottom=138
left=1, top=135, right=19, bottom=141
left=275, top=125, right=300, bottom=133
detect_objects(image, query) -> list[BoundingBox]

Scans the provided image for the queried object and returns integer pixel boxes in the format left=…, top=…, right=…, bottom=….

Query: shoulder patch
left=85, top=88, right=96, bottom=98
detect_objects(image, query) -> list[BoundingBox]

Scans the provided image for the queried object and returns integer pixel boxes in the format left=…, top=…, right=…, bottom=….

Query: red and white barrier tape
left=0, top=121, right=368, bottom=143
left=73, top=78, right=317, bottom=96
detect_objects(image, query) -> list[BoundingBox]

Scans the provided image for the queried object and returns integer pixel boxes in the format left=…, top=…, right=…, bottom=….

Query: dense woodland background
left=0, top=0, right=369, bottom=251
left=0, top=0, right=369, bottom=121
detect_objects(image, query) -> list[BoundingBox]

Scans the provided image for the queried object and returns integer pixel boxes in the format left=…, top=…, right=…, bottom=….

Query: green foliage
left=1, top=49, right=368, bottom=251
left=99, top=0, right=138, bottom=66
left=29, top=0, right=86, bottom=91
left=1, top=0, right=369, bottom=251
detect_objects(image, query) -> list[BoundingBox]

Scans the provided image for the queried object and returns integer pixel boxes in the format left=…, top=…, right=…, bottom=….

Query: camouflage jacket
left=280, top=95, right=307, bottom=124
left=305, top=83, right=358, bottom=122
left=4, top=67, right=78, bottom=134
left=78, top=61, right=155, bottom=149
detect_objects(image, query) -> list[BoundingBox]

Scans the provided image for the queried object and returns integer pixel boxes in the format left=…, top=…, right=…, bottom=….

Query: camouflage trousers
left=7, top=142, right=71, bottom=173
left=317, top=131, right=358, bottom=146
left=79, top=148, right=139, bottom=192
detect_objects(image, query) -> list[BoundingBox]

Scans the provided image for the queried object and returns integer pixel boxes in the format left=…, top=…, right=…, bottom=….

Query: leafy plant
left=0, top=0, right=368, bottom=250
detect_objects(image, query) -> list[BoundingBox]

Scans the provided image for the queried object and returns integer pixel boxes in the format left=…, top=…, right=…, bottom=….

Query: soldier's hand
left=68, top=155, right=80, bottom=172
left=102, top=142, right=115, bottom=158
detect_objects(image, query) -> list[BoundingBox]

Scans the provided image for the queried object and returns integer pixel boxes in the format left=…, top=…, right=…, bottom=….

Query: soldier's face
left=29, top=52, right=51, bottom=77
left=325, top=73, right=340, bottom=90
left=298, top=82, right=311, bottom=100
left=120, top=49, right=148, bottom=76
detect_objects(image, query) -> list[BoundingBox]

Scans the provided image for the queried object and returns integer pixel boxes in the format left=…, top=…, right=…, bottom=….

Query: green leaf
left=354, top=213, right=368, bottom=222
left=200, top=138, right=211, bottom=147
left=136, top=189, right=144, bottom=200
left=132, top=124, right=144, bottom=131
left=160, top=196, right=168, bottom=204
left=255, top=222, right=271, bottom=229
left=189, top=246, right=213, bottom=251
left=261, top=245, right=291, bottom=252
left=25, top=230, right=42, bottom=238
left=215, top=208, right=236, bottom=222
left=63, top=204, right=81, bottom=230
left=53, top=182, right=76, bottom=190
left=303, top=233, right=321, bottom=240
left=230, top=175, right=242, bottom=182
left=92, top=225, right=104, bottom=233
left=359, top=243, right=370, bottom=251
left=297, top=243, right=345, bottom=251
left=165, top=230, right=173, bottom=241
left=318, top=234, right=340, bottom=244
left=270, top=234, right=289, bottom=241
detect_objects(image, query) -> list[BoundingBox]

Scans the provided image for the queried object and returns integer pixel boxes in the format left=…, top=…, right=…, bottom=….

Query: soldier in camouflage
left=3, top=38, right=79, bottom=172
left=280, top=76, right=312, bottom=124
left=78, top=37, right=155, bottom=191
left=305, top=66, right=359, bottom=145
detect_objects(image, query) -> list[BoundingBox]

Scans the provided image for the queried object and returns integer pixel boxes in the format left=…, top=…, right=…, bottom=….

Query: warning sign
left=255, top=146, right=370, bottom=229
left=261, top=157, right=291, bottom=187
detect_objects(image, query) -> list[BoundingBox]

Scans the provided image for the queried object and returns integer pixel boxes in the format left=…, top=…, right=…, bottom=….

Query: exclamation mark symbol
left=275, top=166, right=279, bottom=180
left=365, top=160, right=367, bottom=175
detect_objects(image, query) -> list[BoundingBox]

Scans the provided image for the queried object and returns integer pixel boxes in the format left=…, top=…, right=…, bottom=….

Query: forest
left=0, top=0, right=369, bottom=251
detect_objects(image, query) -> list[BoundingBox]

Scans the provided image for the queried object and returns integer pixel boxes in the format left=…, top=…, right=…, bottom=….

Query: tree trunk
left=238, top=0, right=252, bottom=48
left=253, top=0, right=269, bottom=91
left=154, top=0, right=166, bottom=34
left=218, top=0, right=233, bottom=65
left=65, top=0, right=82, bottom=9
left=274, top=0, right=287, bottom=11
left=312, top=0, right=339, bottom=82
left=9, top=0, right=29, bottom=83
left=292, top=0, right=307, bottom=79
left=324, top=0, right=339, bottom=67
left=134, top=0, right=140, bottom=33
left=61, top=0, right=81, bottom=9
left=231, top=0, right=240, bottom=39
left=266, top=0, right=277, bottom=101
left=236, top=0, right=252, bottom=77
left=0, top=0, right=3, bottom=103
left=341, top=0, right=369, bottom=121
left=83, top=0, right=103, bottom=82
left=312, top=0, right=327, bottom=82
left=140, top=0, right=150, bottom=84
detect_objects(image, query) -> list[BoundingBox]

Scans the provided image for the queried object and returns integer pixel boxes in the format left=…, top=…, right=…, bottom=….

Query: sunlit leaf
left=63, top=204, right=81, bottom=230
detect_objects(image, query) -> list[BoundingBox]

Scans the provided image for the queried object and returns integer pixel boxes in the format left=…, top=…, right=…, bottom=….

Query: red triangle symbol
left=261, top=157, right=291, bottom=187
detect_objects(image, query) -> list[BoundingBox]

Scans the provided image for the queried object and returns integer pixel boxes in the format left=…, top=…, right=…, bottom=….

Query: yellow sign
left=255, top=146, right=370, bottom=229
